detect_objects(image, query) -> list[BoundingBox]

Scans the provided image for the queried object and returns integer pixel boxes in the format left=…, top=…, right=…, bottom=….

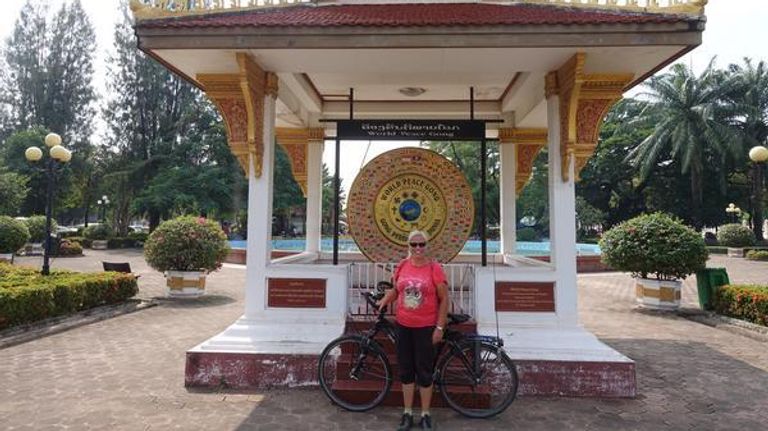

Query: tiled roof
left=137, top=3, right=694, bottom=29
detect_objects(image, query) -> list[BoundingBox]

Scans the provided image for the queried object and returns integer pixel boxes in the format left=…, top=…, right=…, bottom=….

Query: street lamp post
left=96, top=195, right=110, bottom=223
left=24, top=133, right=72, bottom=275
left=749, top=145, right=768, bottom=241
left=725, top=203, right=742, bottom=224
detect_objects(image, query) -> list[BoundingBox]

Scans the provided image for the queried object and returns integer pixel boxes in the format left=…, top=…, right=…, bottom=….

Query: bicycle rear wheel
left=437, top=342, right=518, bottom=418
left=318, top=334, right=392, bottom=412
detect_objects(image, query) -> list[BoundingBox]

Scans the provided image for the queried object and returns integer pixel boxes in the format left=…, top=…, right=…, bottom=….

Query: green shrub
left=713, top=284, right=768, bottom=326
left=25, top=215, right=57, bottom=243
left=516, top=227, right=540, bottom=242
left=127, top=232, right=149, bottom=243
left=67, top=236, right=92, bottom=249
left=83, top=224, right=114, bottom=241
left=600, top=212, right=708, bottom=281
left=107, top=237, right=141, bottom=249
left=56, top=240, right=83, bottom=256
left=0, top=216, right=30, bottom=254
left=144, top=216, right=230, bottom=272
left=0, top=262, right=138, bottom=330
left=717, top=224, right=755, bottom=248
left=707, top=246, right=728, bottom=255
left=746, top=250, right=768, bottom=261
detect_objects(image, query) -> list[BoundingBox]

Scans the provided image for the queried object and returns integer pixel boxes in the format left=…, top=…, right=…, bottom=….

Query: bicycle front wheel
left=318, top=334, right=392, bottom=412
left=437, top=342, right=518, bottom=418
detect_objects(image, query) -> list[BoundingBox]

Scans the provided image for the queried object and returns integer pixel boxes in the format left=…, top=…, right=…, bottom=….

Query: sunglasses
left=409, top=242, right=427, bottom=248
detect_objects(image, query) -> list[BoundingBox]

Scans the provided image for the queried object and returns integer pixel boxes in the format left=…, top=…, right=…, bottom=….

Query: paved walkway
left=1, top=252, right=767, bottom=430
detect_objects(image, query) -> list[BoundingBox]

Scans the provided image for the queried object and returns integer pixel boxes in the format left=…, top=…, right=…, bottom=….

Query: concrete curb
left=677, top=308, right=768, bottom=343
left=0, top=299, right=157, bottom=350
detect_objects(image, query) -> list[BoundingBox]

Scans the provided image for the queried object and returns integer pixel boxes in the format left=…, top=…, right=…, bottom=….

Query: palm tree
left=726, top=58, right=768, bottom=241
left=626, top=61, right=741, bottom=229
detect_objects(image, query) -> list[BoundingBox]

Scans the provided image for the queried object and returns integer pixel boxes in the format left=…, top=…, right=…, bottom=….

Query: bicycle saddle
left=447, top=313, right=471, bottom=325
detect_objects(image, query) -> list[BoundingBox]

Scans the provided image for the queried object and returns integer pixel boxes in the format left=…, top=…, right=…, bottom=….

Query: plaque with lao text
left=495, top=282, right=555, bottom=312
left=268, top=278, right=326, bottom=308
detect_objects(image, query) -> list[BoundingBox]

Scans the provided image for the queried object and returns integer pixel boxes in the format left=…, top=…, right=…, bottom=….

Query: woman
left=377, top=230, right=449, bottom=431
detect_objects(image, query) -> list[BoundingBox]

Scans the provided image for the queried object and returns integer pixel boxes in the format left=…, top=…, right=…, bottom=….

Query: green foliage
left=0, top=169, right=28, bottom=216
left=600, top=213, right=708, bottom=281
left=144, top=216, right=230, bottom=272
left=107, top=237, right=142, bottom=249
left=56, top=239, right=83, bottom=257
left=0, top=216, right=30, bottom=253
left=67, top=236, right=92, bottom=249
left=713, top=284, right=768, bottom=327
left=0, top=262, right=138, bottom=330
left=716, top=224, right=755, bottom=248
left=24, top=215, right=57, bottom=243
left=516, top=150, right=549, bottom=236
left=273, top=144, right=306, bottom=236
left=516, top=227, right=540, bottom=242
left=127, top=232, right=149, bottom=243
left=83, top=224, right=114, bottom=241
left=576, top=196, right=606, bottom=240
left=746, top=250, right=768, bottom=261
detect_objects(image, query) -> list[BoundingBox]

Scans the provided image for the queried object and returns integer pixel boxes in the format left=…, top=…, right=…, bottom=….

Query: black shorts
left=395, top=324, right=435, bottom=387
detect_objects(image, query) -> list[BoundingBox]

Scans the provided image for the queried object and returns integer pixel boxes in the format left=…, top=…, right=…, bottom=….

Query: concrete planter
left=0, top=253, right=13, bottom=263
left=727, top=247, right=745, bottom=258
left=24, top=243, right=44, bottom=256
left=635, top=278, right=682, bottom=310
left=166, top=270, right=207, bottom=298
left=91, top=240, right=109, bottom=250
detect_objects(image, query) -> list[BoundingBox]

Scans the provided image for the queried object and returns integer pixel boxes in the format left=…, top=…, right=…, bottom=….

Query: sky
left=1, top=0, right=766, bottom=186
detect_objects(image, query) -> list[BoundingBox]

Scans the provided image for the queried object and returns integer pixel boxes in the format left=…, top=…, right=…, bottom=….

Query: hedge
left=713, top=284, right=768, bottom=327
left=0, top=263, right=138, bottom=330
left=746, top=250, right=768, bottom=261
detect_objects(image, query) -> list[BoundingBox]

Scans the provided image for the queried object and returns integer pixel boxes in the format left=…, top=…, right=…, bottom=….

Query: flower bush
left=0, top=216, right=30, bottom=254
left=0, top=262, right=138, bottom=330
left=600, top=212, right=708, bottom=281
left=713, top=284, right=768, bottom=327
left=143, top=216, right=230, bottom=272
left=24, top=215, right=57, bottom=243
left=56, top=239, right=83, bottom=257
left=716, top=224, right=755, bottom=248
left=746, top=250, right=768, bottom=261
left=83, top=224, right=114, bottom=241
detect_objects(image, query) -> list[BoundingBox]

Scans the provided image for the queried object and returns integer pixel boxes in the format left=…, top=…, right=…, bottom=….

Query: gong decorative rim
left=347, top=147, right=474, bottom=263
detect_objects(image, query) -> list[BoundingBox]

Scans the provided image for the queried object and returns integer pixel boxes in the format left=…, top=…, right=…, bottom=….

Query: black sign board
left=337, top=120, right=485, bottom=141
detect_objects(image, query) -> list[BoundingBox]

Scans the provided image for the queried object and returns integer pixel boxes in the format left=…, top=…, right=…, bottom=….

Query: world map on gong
left=347, top=147, right=475, bottom=263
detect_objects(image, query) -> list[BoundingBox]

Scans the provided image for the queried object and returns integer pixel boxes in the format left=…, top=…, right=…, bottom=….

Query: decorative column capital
left=275, top=128, right=326, bottom=197
left=499, top=128, right=548, bottom=195
left=547, top=53, right=633, bottom=182
left=198, top=52, right=275, bottom=177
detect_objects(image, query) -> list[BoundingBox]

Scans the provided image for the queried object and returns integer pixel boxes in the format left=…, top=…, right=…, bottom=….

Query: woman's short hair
left=408, top=230, right=429, bottom=242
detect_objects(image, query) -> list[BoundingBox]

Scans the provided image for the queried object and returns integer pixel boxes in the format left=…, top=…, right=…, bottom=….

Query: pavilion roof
left=135, top=3, right=698, bottom=30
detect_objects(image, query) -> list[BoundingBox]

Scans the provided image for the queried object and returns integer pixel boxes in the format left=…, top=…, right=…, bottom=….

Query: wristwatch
left=436, top=326, right=444, bottom=331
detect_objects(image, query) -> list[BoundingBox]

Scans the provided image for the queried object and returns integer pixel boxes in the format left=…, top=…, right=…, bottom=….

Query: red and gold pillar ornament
left=197, top=52, right=277, bottom=177
left=498, top=128, right=548, bottom=195
left=545, top=53, right=634, bottom=182
left=275, top=128, right=325, bottom=197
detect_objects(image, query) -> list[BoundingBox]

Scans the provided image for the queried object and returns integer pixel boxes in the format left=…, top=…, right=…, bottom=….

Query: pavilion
left=131, top=0, right=707, bottom=397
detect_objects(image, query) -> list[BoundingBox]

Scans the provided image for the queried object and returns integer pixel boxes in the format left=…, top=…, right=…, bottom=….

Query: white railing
left=130, top=0, right=706, bottom=20
left=347, top=262, right=475, bottom=317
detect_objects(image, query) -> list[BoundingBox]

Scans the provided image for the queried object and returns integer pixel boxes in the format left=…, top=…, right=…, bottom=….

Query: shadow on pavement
left=154, top=294, right=237, bottom=308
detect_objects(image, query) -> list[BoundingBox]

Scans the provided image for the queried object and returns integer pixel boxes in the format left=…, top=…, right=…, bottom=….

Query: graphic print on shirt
left=401, top=278, right=424, bottom=310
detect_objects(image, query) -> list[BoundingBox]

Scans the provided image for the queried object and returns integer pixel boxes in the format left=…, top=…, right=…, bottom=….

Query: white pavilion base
left=186, top=317, right=635, bottom=397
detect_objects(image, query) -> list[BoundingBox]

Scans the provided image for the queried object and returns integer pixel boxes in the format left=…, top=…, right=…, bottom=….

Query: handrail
left=130, top=0, right=707, bottom=21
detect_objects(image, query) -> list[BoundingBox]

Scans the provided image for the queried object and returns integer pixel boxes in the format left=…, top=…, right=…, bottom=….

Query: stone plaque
left=495, top=282, right=555, bottom=312
left=268, top=278, right=326, bottom=308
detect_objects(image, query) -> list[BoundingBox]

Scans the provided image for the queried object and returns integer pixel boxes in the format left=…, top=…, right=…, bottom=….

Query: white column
left=499, top=142, right=517, bottom=257
left=245, top=94, right=277, bottom=319
left=547, top=95, right=578, bottom=327
left=305, top=139, right=324, bottom=254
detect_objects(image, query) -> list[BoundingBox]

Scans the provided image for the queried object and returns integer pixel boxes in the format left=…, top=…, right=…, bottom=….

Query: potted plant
left=24, top=215, right=57, bottom=256
left=716, top=223, right=755, bottom=258
left=83, top=224, right=114, bottom=250
left=0, top=216, right=30, bottom=262
left=144, top=216, right=230, bottom=297
left=600, top=213, right=708, bottom=310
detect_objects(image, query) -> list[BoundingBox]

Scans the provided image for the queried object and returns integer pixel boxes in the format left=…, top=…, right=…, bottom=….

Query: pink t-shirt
left=393, top=259, right=447, bottom=328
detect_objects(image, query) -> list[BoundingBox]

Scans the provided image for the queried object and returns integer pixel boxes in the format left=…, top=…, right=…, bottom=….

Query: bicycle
left=318, top=282, right=518, bottom=418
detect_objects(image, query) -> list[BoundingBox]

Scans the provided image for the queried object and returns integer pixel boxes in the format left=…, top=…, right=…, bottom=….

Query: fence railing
left=347, top=262, right=475, bottom=318
left=130, top=0, right=706, bottom=20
